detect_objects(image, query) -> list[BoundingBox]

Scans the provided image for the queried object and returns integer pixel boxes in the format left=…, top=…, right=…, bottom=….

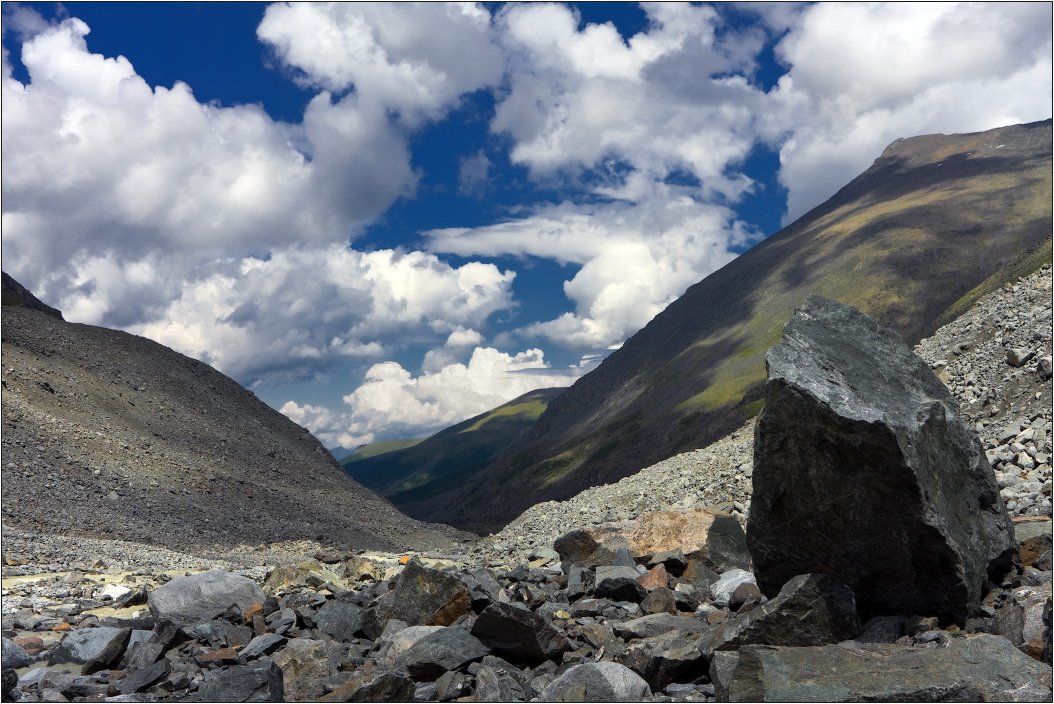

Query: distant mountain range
left=417, top=119, right=1053, bottom=534
left=340, top=388, right=563, bottom=514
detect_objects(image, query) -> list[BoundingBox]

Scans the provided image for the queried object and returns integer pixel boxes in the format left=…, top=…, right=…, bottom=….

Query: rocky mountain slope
left=473, top=265, right=1052, bottom=566
left=343, top=388, right=564, bottom=516
left=0, top=277, right=468, bottom=554
left=431, top=120, right=1053, bottom=533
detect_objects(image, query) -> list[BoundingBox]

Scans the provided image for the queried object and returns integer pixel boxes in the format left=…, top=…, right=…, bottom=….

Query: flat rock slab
left=722, top=634, right=1052, bottom=702
left=148, top=571, right=264, bottom=626
left=748, top=296, right=1016, bottom=622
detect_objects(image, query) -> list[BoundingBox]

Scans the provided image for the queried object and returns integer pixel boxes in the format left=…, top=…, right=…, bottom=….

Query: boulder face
left=748, top=296, right=1016, bottom=623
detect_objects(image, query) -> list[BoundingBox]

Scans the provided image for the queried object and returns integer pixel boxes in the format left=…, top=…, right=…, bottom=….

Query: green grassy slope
left=341, top=388, right=564, bottom=510
left=339, top=438, right=424, bottom=464
left=427, top=120, right=1053, bottom=534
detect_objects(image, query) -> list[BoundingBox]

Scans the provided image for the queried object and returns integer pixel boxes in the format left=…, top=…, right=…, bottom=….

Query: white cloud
left=491, top=2, right=766, bottom=199
left=428, top=187, right=759, bottom=349
left=257, top=2, right=503, bottom=126
left=131, top=246, right=515, bottom=383
left=284, top=346, right=582, bottom=448
left=764, top=2, right=1053, bottom=222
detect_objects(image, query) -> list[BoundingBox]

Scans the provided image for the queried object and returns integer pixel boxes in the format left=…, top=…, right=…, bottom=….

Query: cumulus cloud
left=132, top=246, right=515, bottom=383
left=284, top=346, right=582, bottom=448
left=428, top=189, right=758, bottom=348
left=764, top=2, right=1053, bottom=221
left=492, top=2, right=766, bottom=199
left=257, top=2, right=503, bottom=125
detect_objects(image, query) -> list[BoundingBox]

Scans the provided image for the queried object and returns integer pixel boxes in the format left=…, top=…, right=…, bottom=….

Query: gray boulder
left=594, top=566, right=647, bottom=603
left=2, top=638, right=32, bottom=669
left=471, top=602, right=569, bottom=665
left=616, top=629, right=708, bottom=690
left=393, top=627, right=489, bottom=681
left=271, top=638, right=341, bottom=702
left=539, top=661, right=651, bottom=702
left=722, top=634, right=1051, bottom=702
left=382, top=559, right=471, bottom=630
left=48, top=627, right=130, bottom=674
left=197, top=660, right=283, bottom=702
left=612, top=613, right=708, bottom=641
left=993, top=583, right=1053, bottom=661
left=703, top=574, right=860, bottom=653
left=148, top=571, right=264, bottom=626
left=313, top=599, right=363, bottom=642
left=748, top=296, right=1015, bottom=623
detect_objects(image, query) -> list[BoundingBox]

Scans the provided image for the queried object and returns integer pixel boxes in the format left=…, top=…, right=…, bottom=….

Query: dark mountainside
left=342, top=388, right=564, bottom=513
left=0, top=279, right=467, bottom=553
left=429, top=120, right=1054, bottom=533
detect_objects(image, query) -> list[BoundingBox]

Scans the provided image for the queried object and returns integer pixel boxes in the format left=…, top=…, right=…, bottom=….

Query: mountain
left=342, top=388, right=564, bottom=512
left=0, top=277, right=468, bottom=553
left=427, top=119, right=1054, bottom=533
left=340, top=438, right=425, bottom=464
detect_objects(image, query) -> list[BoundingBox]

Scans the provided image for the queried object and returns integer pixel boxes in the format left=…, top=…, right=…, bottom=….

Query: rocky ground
left=1, top=266, right=1051, bottom=702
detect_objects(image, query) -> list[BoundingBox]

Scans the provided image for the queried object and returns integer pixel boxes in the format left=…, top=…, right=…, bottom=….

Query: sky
left=2, top=2, right=1051, bottom=452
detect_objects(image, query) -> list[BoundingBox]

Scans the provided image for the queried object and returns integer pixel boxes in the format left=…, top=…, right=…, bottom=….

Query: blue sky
left=2, top=2, right=1050, bottom=451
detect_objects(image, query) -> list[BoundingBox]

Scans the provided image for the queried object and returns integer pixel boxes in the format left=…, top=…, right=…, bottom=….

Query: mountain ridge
left=426, top=119, right=1054, bottom=533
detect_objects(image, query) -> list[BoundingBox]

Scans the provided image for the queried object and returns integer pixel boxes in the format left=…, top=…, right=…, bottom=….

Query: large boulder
left=719, top=634, right=1052, bottom=702
left=148, top=571, right=264, bottom=626
left=992, top=583, right=1053, bottom=662
left=748, top=296, right=1016, bottom=623
left=393, top=627, right=490, bottom=681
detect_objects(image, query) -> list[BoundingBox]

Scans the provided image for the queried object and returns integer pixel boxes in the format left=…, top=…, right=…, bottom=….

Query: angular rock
left=554, top=530, right=606, bottom=566
left=472, top=664, right=524, bottom=702
left=239, top=634, right=287, bottom=660
left=394, top=627, right=490, bottom=681
left=1016, top=519, right=1053, bottom=569
left=993, top=583, right=1053, bottom=661
left=271, top=638, right=341, bottom=702
left=386, top=559, right=472, bottom=628
left=48, top=627, right=130, bottom=674
left=594, top=566, right=647, bottom=603
left=185, top=620, right=253, bottom=649
left=723, top=634, right=1052, bottom=702
left=854, top=616, right=907, bottom=644
left=749, top=296, right=1016, bottom=623
left=116, top=657, right=170, bottom=695
left=538, top=661, right=651, bottom=702
left=637, top=564, right=669, bottom=591
left=617, top=629, right=708, bottom=690
left=728, top=583, right=763, bottom=612
left=197, top=659, right=283, bottom=702
left=313, top=599, right=363, bottom=642
left=703, top=574, right=860, bottom=654
left=319, top=671, right=416, bottom=702
left=435, top=670, right=473, bottom=701
left=471, top=602, right=569, bottom=665
left=639, top=588, right=679, bottom=616
left=377, top=624, right=442, bottom=667
left=148, top=571, right=265, bottom=626
left=1, top=668, right=16, bottom=701
left=648, top=550, right=688, bottom=577
left=612, top=613, right=707, bottom=640
left=2, top=638, right=32, bottom=669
